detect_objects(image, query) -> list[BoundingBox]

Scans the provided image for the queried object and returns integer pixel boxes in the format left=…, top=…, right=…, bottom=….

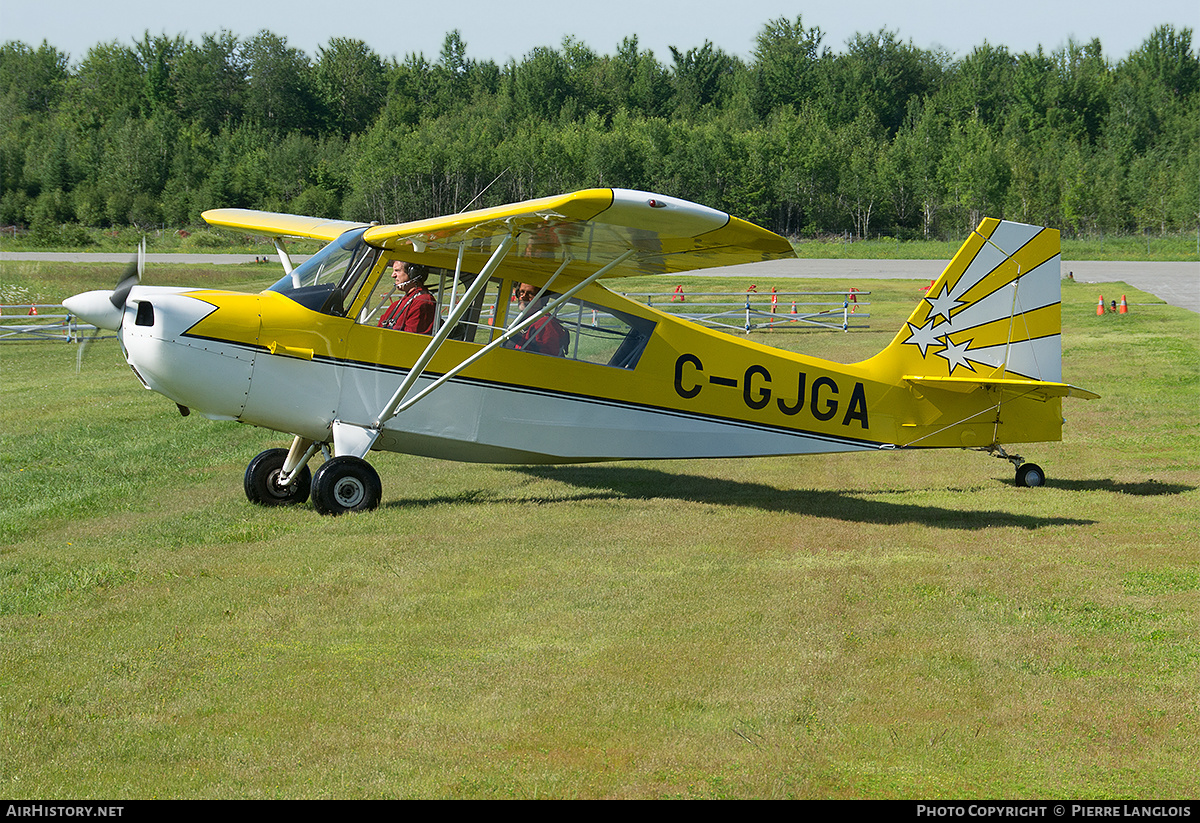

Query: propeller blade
left=69, top=243, right=144, bottom=369
left=75, top=327, right=100, bottom=373
left=109, top=260, right=139, bottom=311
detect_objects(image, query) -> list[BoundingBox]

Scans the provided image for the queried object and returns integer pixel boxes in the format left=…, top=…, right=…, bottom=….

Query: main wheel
left=1015, top=463, right=1045, bottom=487
left=244, top=448, right=312, bottom=506
left=311, top=456, right=382, bottom=516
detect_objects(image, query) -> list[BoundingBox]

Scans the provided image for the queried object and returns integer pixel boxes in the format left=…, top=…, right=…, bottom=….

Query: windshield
left=267, top=228, right=377, bottom=315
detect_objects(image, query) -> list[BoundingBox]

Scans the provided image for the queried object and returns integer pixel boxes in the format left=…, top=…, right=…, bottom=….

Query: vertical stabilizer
left=859, top=219, right=1096, bottom=450
left=865, top=218, right=1063, bottom=382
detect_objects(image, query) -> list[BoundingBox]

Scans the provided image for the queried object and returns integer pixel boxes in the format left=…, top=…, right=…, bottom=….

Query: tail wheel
left=1016, top=463, right=1045, bottom=488
left=245, top=448, right=312, bottom=506
left=311, top=456, right=382, bottom=516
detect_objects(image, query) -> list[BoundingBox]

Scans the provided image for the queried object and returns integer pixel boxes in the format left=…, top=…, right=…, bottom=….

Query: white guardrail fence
left=3, top=289, right=869, bottom=344
left=622, top=289, right=869, bottom=333
left=0, top=305, right=114, bottom=343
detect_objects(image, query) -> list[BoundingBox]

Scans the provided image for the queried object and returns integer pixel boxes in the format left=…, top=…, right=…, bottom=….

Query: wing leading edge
left=202, top=209, right=371, bottom=242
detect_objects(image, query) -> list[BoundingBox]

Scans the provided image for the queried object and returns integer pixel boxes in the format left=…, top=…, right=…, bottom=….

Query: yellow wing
left=203, top=189, right=795, bottom=278
left=201, top=208, right=370, bottom=242
left=362, top=188, right=794, bottom=278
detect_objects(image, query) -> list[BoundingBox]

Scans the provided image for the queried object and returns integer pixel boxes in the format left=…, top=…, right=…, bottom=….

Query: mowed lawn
left=1, top=266, right=1196, bottom=798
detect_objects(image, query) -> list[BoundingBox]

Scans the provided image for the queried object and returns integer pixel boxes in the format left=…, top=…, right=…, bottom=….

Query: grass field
left=1, top=262, right=1197, bottom=798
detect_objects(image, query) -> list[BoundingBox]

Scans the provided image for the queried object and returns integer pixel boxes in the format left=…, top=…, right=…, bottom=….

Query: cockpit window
left=358, top=265, right=503, bottom=342
left=267, top=228, right=379, bottom=316
left=505, top=294, right=654, bottom=369
left=356, top=265, right=655, bottom=370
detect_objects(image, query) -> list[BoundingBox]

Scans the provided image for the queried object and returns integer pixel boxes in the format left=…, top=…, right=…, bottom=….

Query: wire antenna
left=459, top=168, right=509, bottom=214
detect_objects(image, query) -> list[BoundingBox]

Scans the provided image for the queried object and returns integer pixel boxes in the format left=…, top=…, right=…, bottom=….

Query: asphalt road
left=684, top=258, right=1200, bottom=314
left=3, top=252, right=1197, bottom=313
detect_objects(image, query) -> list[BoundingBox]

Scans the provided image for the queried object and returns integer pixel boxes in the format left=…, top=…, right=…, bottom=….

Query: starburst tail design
left=866, top=217, right=1063, bottom=382
left=855, top=218, right=1097, bottom=450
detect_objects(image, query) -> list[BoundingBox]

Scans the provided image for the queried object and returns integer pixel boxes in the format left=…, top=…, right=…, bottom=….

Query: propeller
left=65, top=238, right=144, bottom=370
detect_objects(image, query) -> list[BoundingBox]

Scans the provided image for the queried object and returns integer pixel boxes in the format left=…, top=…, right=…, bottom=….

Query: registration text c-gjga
left=674, top=354, right=868, bottom=428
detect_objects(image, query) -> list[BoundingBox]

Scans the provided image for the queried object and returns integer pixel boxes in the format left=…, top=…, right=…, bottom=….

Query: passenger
left=512, top=282, right=569, bottom=356
left=378, top=261, right=435, bottom=334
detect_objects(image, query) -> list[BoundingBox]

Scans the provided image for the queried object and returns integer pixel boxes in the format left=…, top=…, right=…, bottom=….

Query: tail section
left=862, top=218, right=1097, bottom=449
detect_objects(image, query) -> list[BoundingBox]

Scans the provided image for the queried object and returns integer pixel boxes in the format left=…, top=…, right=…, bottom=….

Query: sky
left=1, top=0, right=1196, bottom=66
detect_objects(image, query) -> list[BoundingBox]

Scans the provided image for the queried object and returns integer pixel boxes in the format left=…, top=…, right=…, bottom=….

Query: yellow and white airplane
left=64, top=188, right=1098, bottom=514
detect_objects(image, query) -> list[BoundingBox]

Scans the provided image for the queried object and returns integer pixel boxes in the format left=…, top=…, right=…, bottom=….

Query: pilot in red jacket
left=512, top=283, right=569, bottom=356
left=378, top=261, right=435, bottom=334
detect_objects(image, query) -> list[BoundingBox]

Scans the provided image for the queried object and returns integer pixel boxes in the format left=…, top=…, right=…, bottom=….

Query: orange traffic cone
left=28, top=305, right=37, bottom=315
left=1119, top=295, right=1129, bottom=314
left=672, top=285, right=685, bottom=303
left=1097, top=295, right=1105, bottom=316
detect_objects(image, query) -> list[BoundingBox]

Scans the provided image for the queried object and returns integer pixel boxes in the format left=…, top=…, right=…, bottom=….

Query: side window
left=358, top=260, right=437, bottom=334
left=439, top=274, right=504, bottom=344
left=357, top=262, right=504, bottom=343
left=506, top=287, right=654, bottom=369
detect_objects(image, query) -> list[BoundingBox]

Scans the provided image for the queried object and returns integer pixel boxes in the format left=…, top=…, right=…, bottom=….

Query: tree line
left=1, top=19, right=1196, bottom=243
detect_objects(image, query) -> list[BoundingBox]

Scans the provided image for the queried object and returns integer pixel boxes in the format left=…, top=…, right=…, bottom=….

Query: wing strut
left=329, top=232, right=519, bottom=458
left=388, top=249, right=636, bottom=418
left=373, top=232, right=519, bottom=427
left=272, top=237, right=297, bottom=287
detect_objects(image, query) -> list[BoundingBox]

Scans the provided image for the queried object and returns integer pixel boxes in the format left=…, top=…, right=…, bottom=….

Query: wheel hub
left=333, top=477, right=366, bottom=507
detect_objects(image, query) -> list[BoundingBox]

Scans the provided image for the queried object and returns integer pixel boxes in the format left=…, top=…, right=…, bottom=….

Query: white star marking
left=925, top=284, right=964, bottom=323
left=936, top=336, right=977, bottom=374
left=905, top=320, right=944, bottom=356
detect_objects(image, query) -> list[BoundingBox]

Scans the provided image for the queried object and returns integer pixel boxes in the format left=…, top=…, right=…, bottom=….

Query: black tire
left=1015, top=463, right=1045, bottom=488
left=244, top=448, right=312, bottom=506
left=311, top=456, right=382, bottom=515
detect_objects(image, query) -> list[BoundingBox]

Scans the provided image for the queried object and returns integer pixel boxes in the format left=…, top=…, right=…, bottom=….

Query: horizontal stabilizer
left=904, top=375, right=1100, bottom=401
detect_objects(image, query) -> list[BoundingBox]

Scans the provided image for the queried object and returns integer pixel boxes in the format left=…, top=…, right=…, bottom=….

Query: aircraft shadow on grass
left=385, top=464, right=1103, bottom=530
left=1043, top=478, right=1194, bottom=496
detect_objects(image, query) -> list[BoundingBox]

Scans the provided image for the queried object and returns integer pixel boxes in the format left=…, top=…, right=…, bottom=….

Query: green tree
left=173, top=31, right=246, bottom=134
left=72, top=40, right=148, bottom=126
left=606, top=36, right=671, bottom=118
left=939, top=113, right=1009, bottom=233
left=0, top=41, right=69, bottom=116
left=243, top=31, right=319, bottom=135
left=507, top=45, right=571, bottom=121
left=751, top=15, right=825, bottom=116
left=668, top=40, right=742, bottom=114
left=884, top=98, right=946, bottom=237
left=937, top=41, right=1015, bottom=127
left=316, top=37, right=385, bottom=136
left=136, top=32, right=184, bottom=115
left=820, top=29, right=945, bottom=136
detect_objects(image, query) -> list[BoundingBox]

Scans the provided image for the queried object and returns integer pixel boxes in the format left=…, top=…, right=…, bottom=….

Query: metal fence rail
left=622, top=291, right=870, bottom=333
left=0, top=305, right=110, bottom=342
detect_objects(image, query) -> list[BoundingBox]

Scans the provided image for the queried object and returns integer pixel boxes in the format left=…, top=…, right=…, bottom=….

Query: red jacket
left=516, top=315, right=570, bottom=356
left=378, top=288, right=436, bottom=334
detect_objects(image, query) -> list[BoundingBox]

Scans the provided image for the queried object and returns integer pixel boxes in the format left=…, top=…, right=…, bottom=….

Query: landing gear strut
left=977, top=444, right=1046, bottom=488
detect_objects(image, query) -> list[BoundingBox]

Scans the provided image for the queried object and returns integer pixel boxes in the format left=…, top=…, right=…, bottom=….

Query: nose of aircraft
left=63, top=289, right=124, bottom=331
